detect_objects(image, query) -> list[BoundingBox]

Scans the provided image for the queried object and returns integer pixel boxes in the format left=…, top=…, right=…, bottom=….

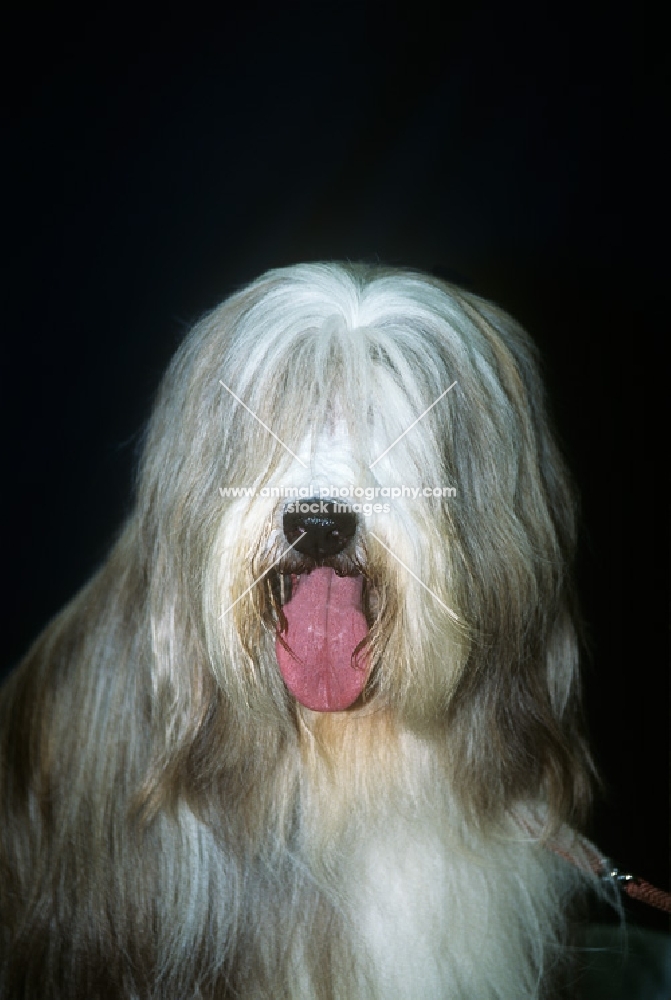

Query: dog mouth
left=274, top=567, right=370, bottom=713
left=269, top=501, right=374, bottom=713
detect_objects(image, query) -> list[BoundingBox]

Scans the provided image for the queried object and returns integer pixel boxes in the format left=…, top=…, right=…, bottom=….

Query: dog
left=0, top=263, right=602, bottom=998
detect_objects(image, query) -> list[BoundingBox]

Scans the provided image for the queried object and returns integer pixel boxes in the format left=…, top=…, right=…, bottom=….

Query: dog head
left=134, top=263, right=590, bottom=823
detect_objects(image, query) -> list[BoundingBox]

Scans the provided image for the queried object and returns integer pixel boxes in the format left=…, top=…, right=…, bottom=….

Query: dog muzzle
left=275, top=501, right=370, bottom=712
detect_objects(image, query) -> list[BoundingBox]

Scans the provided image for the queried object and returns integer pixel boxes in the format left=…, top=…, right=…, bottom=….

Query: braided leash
left=595, top=861, right=671, bottom=914
left=553, top=832, right=671, bottom=914
left=516, top=813, right=671, bottom=914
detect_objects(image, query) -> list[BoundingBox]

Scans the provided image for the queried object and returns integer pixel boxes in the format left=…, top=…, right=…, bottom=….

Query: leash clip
left=598, top=860, right=635, bottom=887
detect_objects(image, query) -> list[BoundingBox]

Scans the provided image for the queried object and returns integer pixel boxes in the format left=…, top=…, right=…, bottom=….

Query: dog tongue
left=276, top=567, right=369, bottom=712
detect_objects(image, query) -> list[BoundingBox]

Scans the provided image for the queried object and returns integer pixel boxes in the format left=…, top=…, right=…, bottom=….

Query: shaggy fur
left=0, top=264, right=600, bottom=998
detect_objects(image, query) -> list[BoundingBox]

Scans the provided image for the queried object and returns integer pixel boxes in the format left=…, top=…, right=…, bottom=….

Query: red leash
left=516, top=813, right=671, bottom=914
left=588, top=857, right=671, bottom=914
left=552, top=833, right=671, bottom=914
left=615, top=871, right=671, bottom=913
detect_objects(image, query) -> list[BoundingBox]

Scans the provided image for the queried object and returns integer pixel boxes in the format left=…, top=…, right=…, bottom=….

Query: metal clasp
left=598, top=860, right=635, bottom=886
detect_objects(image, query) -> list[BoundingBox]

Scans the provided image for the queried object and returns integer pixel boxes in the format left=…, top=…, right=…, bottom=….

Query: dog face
left=133, top=262, right=588, bottom=825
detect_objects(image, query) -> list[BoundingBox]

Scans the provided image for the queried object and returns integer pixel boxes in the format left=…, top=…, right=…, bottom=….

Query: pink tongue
left=275, top=567, right=369, bottom=712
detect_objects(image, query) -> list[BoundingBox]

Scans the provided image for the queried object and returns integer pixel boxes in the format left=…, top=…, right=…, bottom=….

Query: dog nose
left=283, top=500, right=356, bottom=559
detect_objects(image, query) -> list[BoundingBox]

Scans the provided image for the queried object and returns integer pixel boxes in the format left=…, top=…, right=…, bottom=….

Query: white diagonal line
left=369, top=531, right=460, bottom=622
left=220, top=533, right=304, bottom=619
left=369, top=381, right=457, bottom=469
left=220, top=381, right=307, bottom=468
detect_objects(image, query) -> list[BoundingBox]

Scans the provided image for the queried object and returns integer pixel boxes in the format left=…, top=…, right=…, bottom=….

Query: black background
left=3, top=4, right=667, bottom=930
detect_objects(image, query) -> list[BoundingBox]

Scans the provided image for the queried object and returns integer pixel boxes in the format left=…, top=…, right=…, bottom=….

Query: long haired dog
left=0, top=264, right=600, bottom=998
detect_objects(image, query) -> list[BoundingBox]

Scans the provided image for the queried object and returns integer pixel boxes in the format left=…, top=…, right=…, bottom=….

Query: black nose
left=283, top=499, right=357, bottom=559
